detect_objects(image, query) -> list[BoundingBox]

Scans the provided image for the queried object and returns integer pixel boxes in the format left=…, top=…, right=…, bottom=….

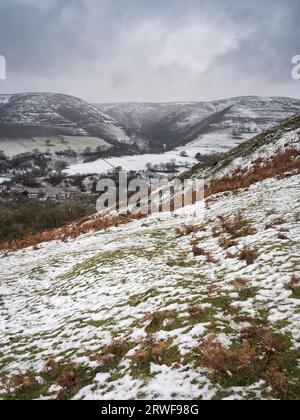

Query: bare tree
left=54, top=160, right=68, bottom=175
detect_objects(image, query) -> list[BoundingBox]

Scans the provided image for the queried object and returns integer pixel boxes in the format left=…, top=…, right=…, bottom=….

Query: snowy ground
left=0, top=136, right=112, bottom=158
left=66, top=151, right=197, bottom=176
left=208, top=127, right=300, bottom=181
left=66, top=129, right=250, bottom=176
left=175, top=128, right=248, bottom=155
left=0, top=174, right=299, bottom=400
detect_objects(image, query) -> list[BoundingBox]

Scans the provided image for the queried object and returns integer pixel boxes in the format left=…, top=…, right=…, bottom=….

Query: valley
left=0, top=93, right=299, bottom=400
left=1, top=93, right=300, bottom=191
left=0, top=113, right=299, bottom=399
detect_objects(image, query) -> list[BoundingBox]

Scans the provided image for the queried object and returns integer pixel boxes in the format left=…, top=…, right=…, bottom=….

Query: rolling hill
left=1, top=94, right=299, bottom=163
left=0, top=93, right=133, bottom=144
left=97, top=96, right=300, bottom=152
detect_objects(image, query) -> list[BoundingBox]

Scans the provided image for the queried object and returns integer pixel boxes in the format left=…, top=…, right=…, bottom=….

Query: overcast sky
left=0, top=0, right=299, bottom=102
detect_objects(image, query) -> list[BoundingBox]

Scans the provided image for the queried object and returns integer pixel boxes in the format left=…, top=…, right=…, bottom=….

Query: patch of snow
left=0, top=174, right=299, bottom=400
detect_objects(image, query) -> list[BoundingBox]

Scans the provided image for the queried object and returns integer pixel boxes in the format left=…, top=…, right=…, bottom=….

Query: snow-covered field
left=175, top=128, right=252, bottom=156
left=66, top=151, right=198, bottom=176
left=1, top=174, right=299, bottom=400
left=0, top=136, right=112, bottom=158
left=66, top=129, right=246, bottom=176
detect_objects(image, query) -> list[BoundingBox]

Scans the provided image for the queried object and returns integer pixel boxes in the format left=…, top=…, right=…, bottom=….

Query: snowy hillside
left=0, top=93, right=132, bottom=143
left=196, top=114, right=300, bottom=181
left=168, top=96, right=300, bottom=135
left=1, top=94, right=299, bottom=165
left=0, top=173, right=299, bottom=400
left=98, top=97, right=300, bottom=153
left=0, top=112, right=299, bottom=400
left=149, top=96, right=300, bottom=148
left=65, top=113, right=300, bottom=178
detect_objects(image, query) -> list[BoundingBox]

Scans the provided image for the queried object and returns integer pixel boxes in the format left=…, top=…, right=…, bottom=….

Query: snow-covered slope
left=66, top=112, right=300, bottom=179
left=98, top=97, right=300, bottom=153
left=0, top=112, right=300, bottom=399
left=0, top=173, right=299, bottom=400
left=196, top=113, right=300, bottom=181
left=168, top=96, right=300, bottom=133
left=1, top=95, right=299, bottom=163
left=150, top=96, right=300, bottom=148
left=0, top=93, right=132, bottom=143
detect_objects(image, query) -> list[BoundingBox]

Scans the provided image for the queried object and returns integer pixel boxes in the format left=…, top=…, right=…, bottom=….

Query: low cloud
left=0, top=0, right=299, bottom=101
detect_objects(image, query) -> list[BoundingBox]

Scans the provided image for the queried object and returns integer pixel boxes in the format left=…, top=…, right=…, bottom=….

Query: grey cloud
left=0, top=0, right=299, bottom=101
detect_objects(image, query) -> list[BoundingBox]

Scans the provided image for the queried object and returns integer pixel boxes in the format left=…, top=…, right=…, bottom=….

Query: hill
left=192, top=113, right=300, bottom=185
left=0, top=93, right=133, bottom=144
left=0, top=176, right=299, bottom=401
left=0, top=115, right=299, bottom=400
left=98, top=96, right=300, bottom=152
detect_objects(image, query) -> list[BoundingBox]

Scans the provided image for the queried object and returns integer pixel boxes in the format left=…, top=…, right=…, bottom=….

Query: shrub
left=0, top=205, right=145, bottom=252
left=194, top=334, right=256, bottom=375
left=204, top=149, right=300, bottom=199
left=218, top=236, right=238, bottom=249
left=234, top=277, right=248, bottom=290
left=286, top=274, right=300, bottom=298
left=277, top=232, right=289, bottom=240
left=265, top=217, right=286, bottom=230
left=194, top=328, right=300, bottom=398
left=217, top=211, right=257, bottom=238
left=238, top=246, right=259, bottom=265
left=266, top=362, right=288, bottom=393
left=175, top=224, right=205, bottom=237
left=58, top=368, right=79, bottom=391
left=131, top=335, right=179, bottom=378
left=192, top=246, right=208, bottom=257
left=91, top=340, right=130, bottom=362
left=287, top=274, right=298, bottom=291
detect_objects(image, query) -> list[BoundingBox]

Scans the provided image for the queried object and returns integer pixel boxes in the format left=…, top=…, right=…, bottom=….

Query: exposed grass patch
left=166, top=254, right=197, bottom=268
left=233, top=277, right=258, bottom=301
left=194, top=329, right=300, bottom=399
left=286, top=274, right=300, bottom=299
left=238, top=288, right=258, bottom=301
left=1, top=360, right=96, bottom=400
left=145, top=311, right=182, bottom=334
left=217, top=211, right=257, bottom=239
left=128, top=289, right=158, bottom=307
left=202, top=295, right=235, bottom=314
left=187, top=303, right=216, bottom=325
left=90, top=340, right=132, bottom=374
left=131, top=336, right=180, bottom=379
left=233, top=315, right=269, bottom=327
